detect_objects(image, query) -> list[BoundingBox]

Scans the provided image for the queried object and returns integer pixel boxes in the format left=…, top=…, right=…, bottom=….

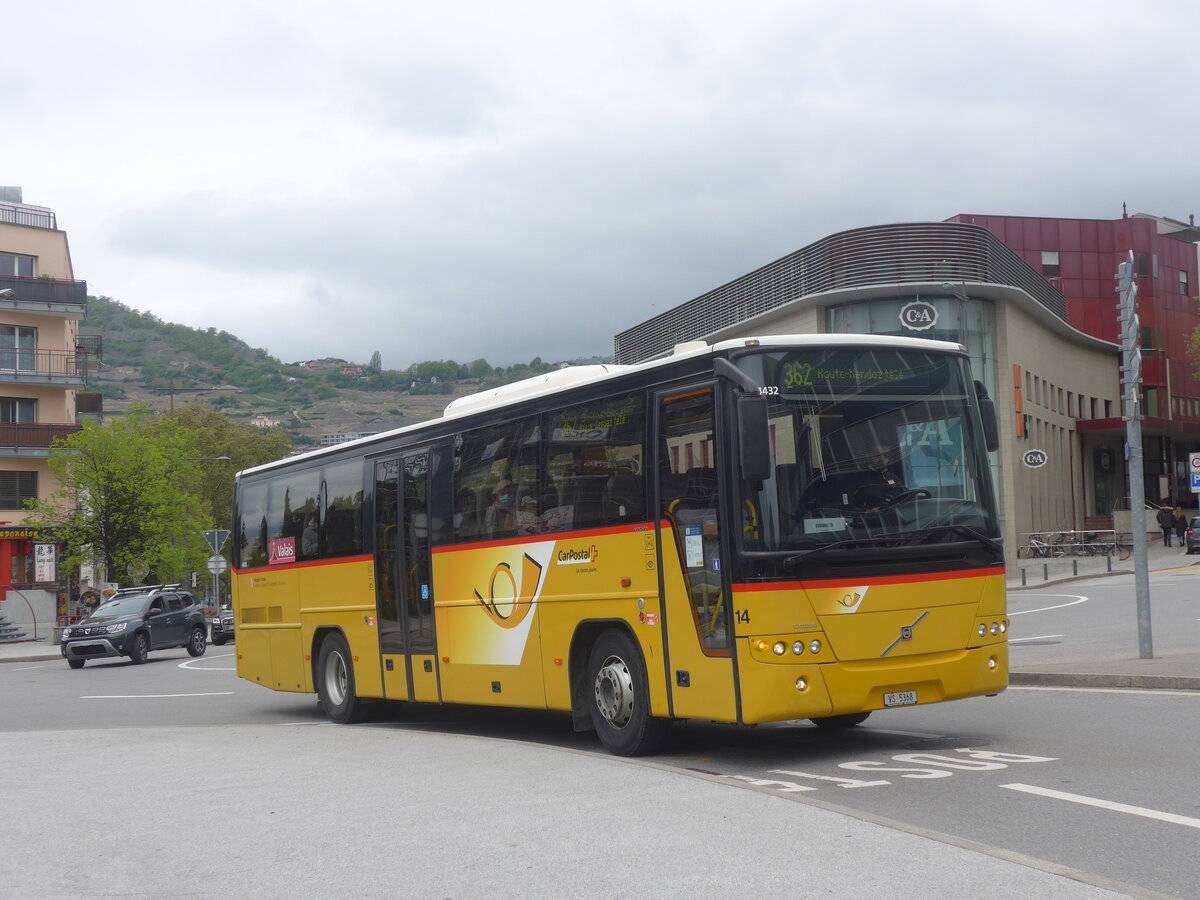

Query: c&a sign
left=899, top=301, right=938, bottom=332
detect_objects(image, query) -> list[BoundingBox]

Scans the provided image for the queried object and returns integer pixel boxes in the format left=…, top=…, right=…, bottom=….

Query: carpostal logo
left=557, top=544, right=599, bottom=566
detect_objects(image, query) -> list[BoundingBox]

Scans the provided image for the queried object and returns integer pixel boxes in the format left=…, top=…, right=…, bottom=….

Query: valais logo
left=899, top=301, right=938, bottom=332
left=268, top=537, right=296, bottom=566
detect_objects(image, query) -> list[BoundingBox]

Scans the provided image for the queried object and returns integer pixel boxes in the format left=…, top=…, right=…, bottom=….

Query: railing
left=0, top=275, right=88, bottom=306
left=0, top=202, right=55, bottom=230
left=0, top=349, right=87, bottom=379
left=1016, top=529, right=1131, bottom=559
left=0, top=422, right=81, bottom=449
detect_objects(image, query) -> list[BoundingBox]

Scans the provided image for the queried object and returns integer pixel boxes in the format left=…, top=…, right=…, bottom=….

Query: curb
left=1011, top=672, right=1200, bottom=691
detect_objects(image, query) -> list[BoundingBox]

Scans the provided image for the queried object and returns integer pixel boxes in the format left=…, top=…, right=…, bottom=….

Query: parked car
left=60, top=585, right=208, bottom=668
left=1186, top=517, right=1200, bottom=555
left=211, top=606, right=235, bottom=645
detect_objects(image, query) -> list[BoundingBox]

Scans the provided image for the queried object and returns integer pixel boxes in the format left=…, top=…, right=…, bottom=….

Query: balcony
left=0, top=422, right=81, bottom=457
left=0, top=349, right=87, bottom=386
left=0, top=275, right=88, bottom=316
left=0, top=201, right=56, bottom=230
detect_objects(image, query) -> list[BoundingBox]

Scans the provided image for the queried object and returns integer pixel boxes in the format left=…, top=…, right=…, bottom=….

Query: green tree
left=26, top=406, right=209, bottom=586
left=167, top=405, right=292, bottom=533
left=368, top=350, right=382, bottom=373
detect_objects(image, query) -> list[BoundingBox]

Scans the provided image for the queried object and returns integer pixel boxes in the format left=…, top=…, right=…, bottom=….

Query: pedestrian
left=1157, top=504, right=1174, bottom=547
left=1172, top=505, right=1188, bottom=550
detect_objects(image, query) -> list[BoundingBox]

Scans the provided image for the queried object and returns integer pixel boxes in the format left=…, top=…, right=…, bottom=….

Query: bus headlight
left=795, top=677, right=808, bottom=692
left=989, top=622, right=1000, bottom=635
left=772, top=641, right=787, bottom=656
left=809, top=639, right=821, bottom=655
left=978, top=624, right=987, bottom=637
left=792, top=641, right=804, bottom=655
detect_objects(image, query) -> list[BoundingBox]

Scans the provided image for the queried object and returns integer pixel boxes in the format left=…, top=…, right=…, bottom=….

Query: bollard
left=1107, top=554, right=1112, bottom=573
left=1021, top=567, right=1027, bottom=586
left=1043, top=563, right=1048, bottom=581
left=1073, top=558, right=1078, bottom=576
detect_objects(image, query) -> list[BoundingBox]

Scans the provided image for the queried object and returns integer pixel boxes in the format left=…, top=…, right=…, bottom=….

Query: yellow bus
left=231, top=334, right=1006, bottom=755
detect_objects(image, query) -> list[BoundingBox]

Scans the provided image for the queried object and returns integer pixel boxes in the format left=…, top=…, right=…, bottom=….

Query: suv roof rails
left=112, top=583, right=184, bottom=597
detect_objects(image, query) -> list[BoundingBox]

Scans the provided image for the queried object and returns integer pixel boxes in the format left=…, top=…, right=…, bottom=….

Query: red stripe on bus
left=732, top=567, right=1003, bottom=592
left=233, top=554, right=373, bottom=575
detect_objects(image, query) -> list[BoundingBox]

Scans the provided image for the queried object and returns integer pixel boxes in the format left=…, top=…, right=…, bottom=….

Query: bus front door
left=373, top=450, right=440, bottom=703
left=658, top=387, right=738, bottom=724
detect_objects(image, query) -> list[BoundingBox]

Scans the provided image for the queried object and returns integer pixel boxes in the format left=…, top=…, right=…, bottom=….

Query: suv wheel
left=129, top=632, right=149, bottom=664
left=186, top=625, right=207, bottom=657
left=67, top=658, right=85, bottom=669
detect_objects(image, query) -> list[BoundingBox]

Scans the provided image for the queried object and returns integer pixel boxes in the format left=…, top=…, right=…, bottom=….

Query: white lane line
left=1001, top=783, right=1200, bottom=830
left=1009, top=594, right=1088, bottom=616
left=277, top=721, right=334, bottom=727
left=82, top=692, right=234, bottom=699
left=179, top=653, right=235, bottom=670
left=1010, top=686, right=1200, bottom=697
left=1008, top=634, right=1064, bottom=643
left=866, top=728, right=947, bottom=738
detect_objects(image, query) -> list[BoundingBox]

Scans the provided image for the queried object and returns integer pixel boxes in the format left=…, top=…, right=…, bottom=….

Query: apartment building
left=0, top=187, right=97, bottom=624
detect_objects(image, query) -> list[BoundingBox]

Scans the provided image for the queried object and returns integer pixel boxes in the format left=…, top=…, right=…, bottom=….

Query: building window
left=1181, top=271, right=1189, bottom=295
left=0, top=471, right=35, bottom=509
left=1041, top=251, right=1059, bottom=277
left=0, top=398, right=35, bottom=422
left=0, top=325, right=36, bottom=372
left=0, top=252, right=35, bottom=277
left=1136, top=253, right=1149, bottom=276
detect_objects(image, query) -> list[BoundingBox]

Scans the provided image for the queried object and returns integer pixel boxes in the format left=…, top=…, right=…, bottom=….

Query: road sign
left=203, top=529, right=231, bottom=554
left=206, top=554, right=229, bottom=575
left=1189, top=453, right=1200, bottom=475
left=1191, top=473, right=1200, bottom=493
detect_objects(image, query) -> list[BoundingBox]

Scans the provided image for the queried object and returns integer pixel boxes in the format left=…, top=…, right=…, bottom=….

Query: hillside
left=82, top=296, right=610, bottom=448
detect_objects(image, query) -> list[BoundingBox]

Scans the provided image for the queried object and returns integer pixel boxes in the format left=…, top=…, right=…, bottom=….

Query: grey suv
left=211, top=606, right=235, bottom=645
left=61, top=585, right=208, bottom=668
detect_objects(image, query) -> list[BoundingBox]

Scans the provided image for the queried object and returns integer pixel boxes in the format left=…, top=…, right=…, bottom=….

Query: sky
left=6, top=0, right=1197, bottom=370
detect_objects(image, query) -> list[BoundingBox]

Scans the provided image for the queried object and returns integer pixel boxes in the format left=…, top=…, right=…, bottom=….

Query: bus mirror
left=974, top=380, right=1000, bottom=453
left=737, top=394, right=772, bottom=482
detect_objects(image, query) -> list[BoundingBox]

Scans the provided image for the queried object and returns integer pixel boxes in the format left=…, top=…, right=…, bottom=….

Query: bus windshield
left=735, top=346, right=999, bottom=559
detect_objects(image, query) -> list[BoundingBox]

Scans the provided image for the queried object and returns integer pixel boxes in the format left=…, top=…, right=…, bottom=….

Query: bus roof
left=238, top=333, right=966, bottom=478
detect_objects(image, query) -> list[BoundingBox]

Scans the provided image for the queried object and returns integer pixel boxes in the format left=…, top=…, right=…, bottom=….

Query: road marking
left=1009, top=594, right=1087, bottom=616
left=867, top=728, right=947, bottom=738
left=1001, top=783, right=1200, bottom=830
left=82, top=692, right=234, bottom=699
left=179, top=653, right=236, bottom=671
left=1009, top=685, right=1200, bottom=697
left=1008, top=634, right=1064, bottom=643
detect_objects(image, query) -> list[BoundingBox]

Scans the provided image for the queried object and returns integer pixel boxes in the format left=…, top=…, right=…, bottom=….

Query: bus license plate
left=884, top=690, right=918, bottom=707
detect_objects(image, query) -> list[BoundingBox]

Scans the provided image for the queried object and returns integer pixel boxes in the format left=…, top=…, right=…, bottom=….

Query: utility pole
left=1116, top=251, right=1152, bottom=659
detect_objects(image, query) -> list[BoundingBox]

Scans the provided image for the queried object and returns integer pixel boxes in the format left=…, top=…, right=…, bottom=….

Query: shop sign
left=899, top=301, right=938, bottom=332
left=34, top=542, right=56, bottom=582
left=1022, top=449, right=1048, bottom=468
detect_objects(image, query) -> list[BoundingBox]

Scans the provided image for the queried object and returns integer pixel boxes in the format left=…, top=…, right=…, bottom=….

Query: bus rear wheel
left=586, top=630, right=665, bottom=756
left=810, top=712, right=871, bottom=729
left=316, top=633, right=373, bottom=724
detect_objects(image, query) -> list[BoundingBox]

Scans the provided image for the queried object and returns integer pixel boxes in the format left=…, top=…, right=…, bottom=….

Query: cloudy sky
left=6, top=0, right=1196, bottom=369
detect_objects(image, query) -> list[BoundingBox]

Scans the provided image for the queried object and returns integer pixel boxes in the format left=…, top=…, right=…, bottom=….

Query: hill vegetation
left=83, top=296, right=610, bottom=448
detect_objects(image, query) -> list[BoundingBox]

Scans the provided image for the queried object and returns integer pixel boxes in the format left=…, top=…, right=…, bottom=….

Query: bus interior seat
left=603, top=469, right=642, bottom=521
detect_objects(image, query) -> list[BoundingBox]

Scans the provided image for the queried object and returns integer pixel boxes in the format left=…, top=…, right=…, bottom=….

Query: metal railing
left=0, top=349, right=87, bottom=380
left=0, top=202, right=55, bottom=230
left=1016, top=529, right=1131, bottom=559
left=0, top=422, right=82, bottom=449
left=0, top=275, right=88, bottom=306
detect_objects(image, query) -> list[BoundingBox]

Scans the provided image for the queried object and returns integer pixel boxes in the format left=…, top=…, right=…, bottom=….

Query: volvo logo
left=899, top=301, right=938, bottom=332
left=881, top=611, right=929, bottom=656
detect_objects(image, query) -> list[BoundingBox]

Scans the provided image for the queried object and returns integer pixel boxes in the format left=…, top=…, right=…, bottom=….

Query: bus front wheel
left=586, top=630, right=665, bottom=756
left=316, top=633, right=373, bottom=724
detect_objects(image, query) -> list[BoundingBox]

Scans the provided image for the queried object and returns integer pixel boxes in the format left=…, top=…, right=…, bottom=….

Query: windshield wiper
left=783, top=536, right=897, bottom=569
left=905, top=523, right=1002, bottom=553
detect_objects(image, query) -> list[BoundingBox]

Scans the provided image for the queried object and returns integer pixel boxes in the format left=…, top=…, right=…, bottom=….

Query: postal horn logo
left=899, top=301, right=938, bottom=332
left=474, top=553, right=544, bottom=629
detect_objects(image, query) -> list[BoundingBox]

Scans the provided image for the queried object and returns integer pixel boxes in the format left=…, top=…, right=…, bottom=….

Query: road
left=3, top=615, right=1198, bottom=897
